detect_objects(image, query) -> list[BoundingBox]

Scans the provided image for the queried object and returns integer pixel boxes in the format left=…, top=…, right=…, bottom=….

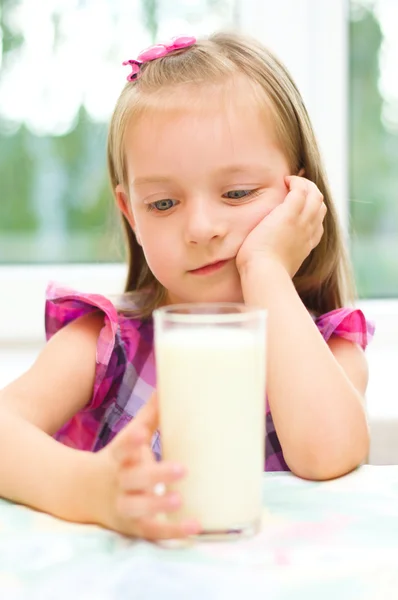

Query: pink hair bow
left=123, top=35, right=196, bottom=81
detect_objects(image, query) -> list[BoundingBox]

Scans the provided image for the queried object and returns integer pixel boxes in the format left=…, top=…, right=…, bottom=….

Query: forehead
left=124, top=77, right=281, bottom=171
left=139, top=74, right=266, bottom=113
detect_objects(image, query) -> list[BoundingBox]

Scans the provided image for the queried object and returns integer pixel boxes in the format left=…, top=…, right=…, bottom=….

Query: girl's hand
left=96, top=393, right=201, bottom=540
left=236, top=176, right=327, bottom=277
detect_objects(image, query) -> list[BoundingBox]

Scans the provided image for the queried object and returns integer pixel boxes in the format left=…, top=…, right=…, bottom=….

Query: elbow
left=284, top=428, right=370, bottom=482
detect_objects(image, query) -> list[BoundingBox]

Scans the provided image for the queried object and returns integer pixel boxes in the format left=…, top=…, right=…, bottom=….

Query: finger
left=135, top=391, right=159, bottom=435
left=320, top=201, right=327, bottom=223
left=300, top=183, right=325, bottom=222
left=134, top=516, right=201, bottom=541
left=285, top=175, right=310, bottom=194
left=111, top=422, right=152, bottom=465
left=283, top=176, right=309, bottom=215
left=116, top=490, right=182, bottom=519
left=110, top=391, right=159, bottom=466
left=140, top=443, right=156, bottom=465
left=123, top=442, right=157, bottom=470
left=312, top=222, right=325, bottom=247
left=119, top=461, right=186, bottom=492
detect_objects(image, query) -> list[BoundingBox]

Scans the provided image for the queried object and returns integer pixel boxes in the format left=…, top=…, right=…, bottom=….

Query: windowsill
left=0, top=263, right=127, bottom=342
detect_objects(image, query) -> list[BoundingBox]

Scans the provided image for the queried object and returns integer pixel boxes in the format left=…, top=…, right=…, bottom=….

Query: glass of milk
left=154, top=303, right=267, bottom=539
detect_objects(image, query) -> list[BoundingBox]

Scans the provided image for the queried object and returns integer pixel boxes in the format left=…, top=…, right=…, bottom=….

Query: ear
left=115, top=184, right=142, bottom=246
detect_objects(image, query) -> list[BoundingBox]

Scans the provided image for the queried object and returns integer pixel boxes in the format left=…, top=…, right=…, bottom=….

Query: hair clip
left=123, top=35, right=196, bottom=81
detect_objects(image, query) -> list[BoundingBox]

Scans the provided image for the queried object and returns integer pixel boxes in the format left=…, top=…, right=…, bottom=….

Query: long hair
left=107, top=31, right=355, bottom=318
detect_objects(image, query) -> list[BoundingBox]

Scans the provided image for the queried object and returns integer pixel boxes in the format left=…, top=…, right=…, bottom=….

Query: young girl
left=0, top=32, right=373, bottom=541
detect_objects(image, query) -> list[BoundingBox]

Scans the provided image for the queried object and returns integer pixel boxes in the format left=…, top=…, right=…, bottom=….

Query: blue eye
left=148, top=199, right=177, bottom=212
left=224, top=190, right=255, bottom=200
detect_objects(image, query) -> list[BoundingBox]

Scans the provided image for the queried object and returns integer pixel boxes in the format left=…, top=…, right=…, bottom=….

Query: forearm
left=240, top=258, right=369, bottom=480
left=0, top=408, right=108, bottom=524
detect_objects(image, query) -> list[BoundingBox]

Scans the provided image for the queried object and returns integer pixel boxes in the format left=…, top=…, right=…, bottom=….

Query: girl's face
left=117, top=83, right=291, bottom=304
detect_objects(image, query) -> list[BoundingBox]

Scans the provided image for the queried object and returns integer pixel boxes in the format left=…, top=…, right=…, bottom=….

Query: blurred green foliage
left=349, top=2, right=398, bottom=296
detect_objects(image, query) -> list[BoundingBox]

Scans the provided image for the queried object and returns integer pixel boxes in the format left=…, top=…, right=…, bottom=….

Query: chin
left=184, top=286, right=243, bottom=305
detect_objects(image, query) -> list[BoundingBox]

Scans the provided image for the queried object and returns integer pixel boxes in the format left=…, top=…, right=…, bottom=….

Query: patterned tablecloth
left=1, top=465, right=398, bottom=600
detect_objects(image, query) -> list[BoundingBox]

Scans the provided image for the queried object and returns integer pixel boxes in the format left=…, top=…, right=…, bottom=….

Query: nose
left=184, top=198, right=227, bottom=245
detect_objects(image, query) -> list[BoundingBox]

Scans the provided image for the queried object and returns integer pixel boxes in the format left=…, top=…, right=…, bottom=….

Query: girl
left=0, top=32, right=373, bottom=541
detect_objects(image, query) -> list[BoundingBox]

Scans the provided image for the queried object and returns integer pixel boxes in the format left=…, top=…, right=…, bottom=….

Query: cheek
left=238, top=190, right=286, bottom=235
left=136, top=221, right=178, bottom=273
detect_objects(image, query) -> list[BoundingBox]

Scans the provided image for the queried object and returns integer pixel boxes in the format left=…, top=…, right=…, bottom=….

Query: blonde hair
left=107, top=31, right=355, bottom=318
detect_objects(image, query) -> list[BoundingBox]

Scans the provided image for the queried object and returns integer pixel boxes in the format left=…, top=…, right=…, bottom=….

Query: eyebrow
left=133, top=165, right=272, bottom=187
left=133, top=176, right=173, bottom=186
left=214, top=164, right=273, bottom=176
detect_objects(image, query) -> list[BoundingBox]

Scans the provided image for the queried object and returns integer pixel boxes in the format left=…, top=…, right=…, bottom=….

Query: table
left=1, top=465, right=398, bottom=599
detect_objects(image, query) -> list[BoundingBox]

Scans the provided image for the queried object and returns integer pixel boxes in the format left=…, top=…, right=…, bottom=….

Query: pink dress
left=45, top=283, right=375, bottom=471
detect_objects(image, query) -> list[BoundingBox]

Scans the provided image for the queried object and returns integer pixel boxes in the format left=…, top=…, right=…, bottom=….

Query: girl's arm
left=0, top=312, right=106, bottom=520
left=0, top=313, right=198, bottom=539
left=240, top=257, right=369, bottom=481
left=237, top=176, right=369, bottom=481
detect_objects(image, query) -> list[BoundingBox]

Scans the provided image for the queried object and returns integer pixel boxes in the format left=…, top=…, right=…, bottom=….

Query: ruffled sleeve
left=314, top=308, right=375, bottom=350
left=45, top=282, right=128, bottom=412
left=45, top=282, right=157, bottom=453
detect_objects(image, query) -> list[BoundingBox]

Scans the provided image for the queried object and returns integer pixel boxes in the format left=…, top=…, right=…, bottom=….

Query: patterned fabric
left=45, top=282, right=375, bottom=471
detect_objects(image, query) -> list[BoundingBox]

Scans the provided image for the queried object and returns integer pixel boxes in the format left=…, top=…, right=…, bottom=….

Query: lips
left=189, top=258, right=232, bottom=275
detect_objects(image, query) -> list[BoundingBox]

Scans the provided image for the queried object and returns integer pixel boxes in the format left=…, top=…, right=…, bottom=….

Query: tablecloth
left=1, top=465, right=398, bottom=599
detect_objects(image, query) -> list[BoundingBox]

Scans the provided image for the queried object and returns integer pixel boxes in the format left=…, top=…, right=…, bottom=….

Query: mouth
left=189, top=258, right=233, bottom=275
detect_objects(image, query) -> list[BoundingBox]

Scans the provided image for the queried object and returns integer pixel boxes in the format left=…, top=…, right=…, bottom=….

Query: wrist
left=239, top=254, right=294, bottom=308
left=81, top=448, right=116, bottom=528
left=61, top=449, right=114, bottom=527
left=237, top=252, right=288, bottom=280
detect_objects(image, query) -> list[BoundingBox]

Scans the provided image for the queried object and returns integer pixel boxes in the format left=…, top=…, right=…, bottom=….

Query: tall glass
left=154, top=303, right=267, bottom=539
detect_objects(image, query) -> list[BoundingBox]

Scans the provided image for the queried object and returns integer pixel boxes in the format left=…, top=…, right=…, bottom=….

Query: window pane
left=0, top=0, right=236, bottom=264
left=350, top=0, right=398, bottom=297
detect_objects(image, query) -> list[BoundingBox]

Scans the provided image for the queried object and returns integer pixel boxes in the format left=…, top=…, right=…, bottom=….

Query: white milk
left=155, top=326, right=266, bottom=532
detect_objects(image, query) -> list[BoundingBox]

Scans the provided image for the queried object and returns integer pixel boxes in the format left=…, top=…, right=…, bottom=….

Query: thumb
left=108, top=391, right=159, bottom=465
left=135, top=390, right=159, bottom=436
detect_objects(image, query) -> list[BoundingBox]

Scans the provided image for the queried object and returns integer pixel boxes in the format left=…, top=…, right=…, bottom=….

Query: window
left=0, top=0, right=237, bottom=265
left=350, top=0, right=398, bottom=298
left=0, top=0, right=237, bottom=340
left=349, top=0, right=398, bottom=463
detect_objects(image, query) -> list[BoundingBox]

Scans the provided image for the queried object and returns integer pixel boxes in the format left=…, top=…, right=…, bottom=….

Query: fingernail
left=171, top=464, right=186, bottom=476
left=183, top=520, right=201, bottom=535
left=168, top=493, right=181, bottom=507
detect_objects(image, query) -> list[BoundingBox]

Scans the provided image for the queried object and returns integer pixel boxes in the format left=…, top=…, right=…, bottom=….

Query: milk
left=155, top=324, right=266, bottom=533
